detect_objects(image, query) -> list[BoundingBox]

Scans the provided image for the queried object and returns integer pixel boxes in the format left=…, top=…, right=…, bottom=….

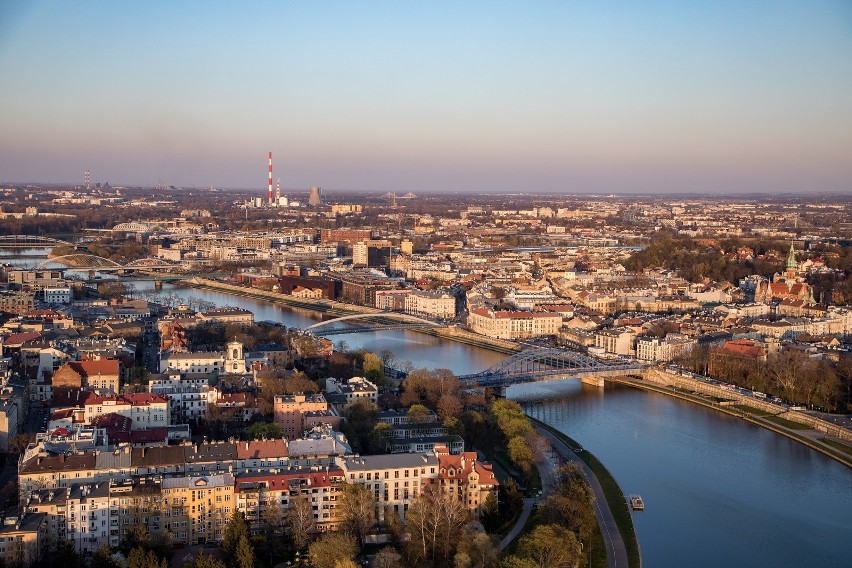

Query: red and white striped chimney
left=267, top=152, right=273, bottom=205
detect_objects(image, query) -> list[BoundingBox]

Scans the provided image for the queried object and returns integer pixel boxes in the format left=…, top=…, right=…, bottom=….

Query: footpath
left=535, top=426, right=631, bottom=568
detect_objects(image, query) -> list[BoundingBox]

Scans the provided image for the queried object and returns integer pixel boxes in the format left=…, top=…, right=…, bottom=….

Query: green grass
left=731, top=405, right=774, bottom=417
left=531, top=419, right=641, bottom=568
left=763, top=415, right=812, bottom=430
left=819, top=438, right=852, bottom=456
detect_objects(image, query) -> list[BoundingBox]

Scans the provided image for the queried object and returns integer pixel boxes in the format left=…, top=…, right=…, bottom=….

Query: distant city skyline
left=1, top=1, right=851, bottom=194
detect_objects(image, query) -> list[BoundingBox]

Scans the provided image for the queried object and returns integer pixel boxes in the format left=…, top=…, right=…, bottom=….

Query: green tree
left=187, top=551, right=227, bottom=568
left=223, top=511, right=250, bottom=564
left=368, top=422, right=395, bottom=454
left=235, top=532, right=255, bottom=568
left=362, top=351, right=385, bottom=381
left=309, top=532, right=358, bottom=568
left=127, top=547, right=168, bottom=568
left=246, top=421, right=283, bottom=440
left=513, top=524, right=582, bottom=568
left=406, top=403, right=431, bottom=424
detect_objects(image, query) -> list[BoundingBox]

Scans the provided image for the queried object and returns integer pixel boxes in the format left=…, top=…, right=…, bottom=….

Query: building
left=467, top=308, right=562, bottom=339
left=593, top=328, right=637, bottom=356
left=52, top=359, right=121, bottom=393
left=149, top=372, right=216, bottom=422
left=273, top=394, right=340, bottom=439
left=635, top=334, right=693, bottom=362
left=325, top=377, right=378, bottom=406
left=434, top=444, right=499, bottom=515
left=83, top=393, right=170, bottom=430
left=0, top=398, right=19, bottom=451
left=0, top=290, right=35, bottom=315
left=0, top=512, right=46, bottom=565
left=235, top=469, right=346, bottom=536
left=162, top=474, right=235, bottom=545
left=405, top=290, right=456, bottom=319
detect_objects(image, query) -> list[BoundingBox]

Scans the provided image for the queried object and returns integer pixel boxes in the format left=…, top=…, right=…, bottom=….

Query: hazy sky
left=1, top=1, right=851, bottom=194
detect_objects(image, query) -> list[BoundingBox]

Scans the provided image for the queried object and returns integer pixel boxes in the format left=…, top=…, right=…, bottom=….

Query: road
left=536, top=426, right=631, bottom=568
left=498, top=497, right=537, bottom=551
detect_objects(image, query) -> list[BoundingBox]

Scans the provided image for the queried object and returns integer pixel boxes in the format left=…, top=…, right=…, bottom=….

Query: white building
left=84, top=393, right=170, bottom=430
left=404, top=290, right=456, bottom=319
left=149, top=372, right=218, bottom=421
left=325, top=376, right=378, bottom=405
left=42, top=287, right=72, bottom=304
left=159, top=341, right=246, bottom=375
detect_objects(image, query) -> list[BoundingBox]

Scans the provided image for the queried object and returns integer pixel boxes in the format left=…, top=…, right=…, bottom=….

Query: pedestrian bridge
left=304, top=312, right=442, bottom=334
left=458, top=348, right=644, bottom=388
left=0, top=235, right=74, bottom=247
left=37, top=254, right=184, bottom=271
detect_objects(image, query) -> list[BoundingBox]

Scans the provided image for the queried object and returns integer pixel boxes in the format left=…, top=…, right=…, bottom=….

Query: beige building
left=467, top=308, right=562, bottom=339
left=405, top=290, right=456, bottom=319
left=162, top=474, right=235, bottom=545
left=0, top=512, right=46, bottom=565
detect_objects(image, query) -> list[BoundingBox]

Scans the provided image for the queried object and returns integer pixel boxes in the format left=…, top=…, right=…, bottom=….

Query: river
left=6, top=258, right=851, bottom=566
left=126, top=280, right=852, bottom=567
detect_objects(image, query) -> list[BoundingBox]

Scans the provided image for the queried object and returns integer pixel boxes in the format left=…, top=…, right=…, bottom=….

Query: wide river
left=3, top=254, right=848, bottom=567
left=127, top=281, right=852, bottom=568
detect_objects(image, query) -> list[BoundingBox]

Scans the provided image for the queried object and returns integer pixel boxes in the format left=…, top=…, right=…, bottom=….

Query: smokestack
left=268, top=152, right=273, bottom=205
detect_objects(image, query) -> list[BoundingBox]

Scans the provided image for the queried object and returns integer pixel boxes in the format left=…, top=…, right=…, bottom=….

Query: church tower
left=225, top=340, right=245, bottom=373
left=784, top=242, right=798, bottom=280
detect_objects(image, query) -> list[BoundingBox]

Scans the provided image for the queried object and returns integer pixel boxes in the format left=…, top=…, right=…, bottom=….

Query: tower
left=275, top=178, right=281, bottom=206
left=267, top=152, right=273, bottom=205
left=309, top=185, right=322, bottom=207
left=84, top=170, right=90, bottom=190
left=225, top=340, right=244, bottom=373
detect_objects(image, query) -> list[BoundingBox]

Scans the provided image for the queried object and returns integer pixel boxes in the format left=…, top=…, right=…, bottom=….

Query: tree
left=246, top=421, right=283, bottom=440
left=235, top=532, right=255, bottom=568
left=368, top=422, right=395, bottom=454
left=223, top=511, right=250, bottom=564
left=284, top=494, right=315, bottom=551
left=406, top=403, right=431, bottom=424
left=338, top=483, right=376, bottom=550
left=90, top=544, right=119, bottom=568
left=127, top=547, right=168, bottom=568
left=437, top=392, right=463, bottom=420
left=455, top=531, right=499, bottom=568
left=362, top=351, right=385, bottom=381
left=512, top=524, right=582, bottom=568
left=186, top=551, right=227, bottom=568
left=309, top=532, right=358, bottom=568
left=403, top=486, right=470, bottom=566
left=508, top=436, right=534, bottom=475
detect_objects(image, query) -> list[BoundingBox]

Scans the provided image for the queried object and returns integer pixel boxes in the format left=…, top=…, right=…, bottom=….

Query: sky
left=1, top=0, right=851, bottom=194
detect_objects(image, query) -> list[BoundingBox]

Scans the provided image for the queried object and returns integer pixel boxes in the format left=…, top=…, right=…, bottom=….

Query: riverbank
left=182, top=276, right=522, bottom=354
left=609, top=375, right=852, bottom=469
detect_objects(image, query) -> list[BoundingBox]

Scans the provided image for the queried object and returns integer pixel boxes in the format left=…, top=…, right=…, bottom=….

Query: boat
left=630, top=495, right=645, bottom=511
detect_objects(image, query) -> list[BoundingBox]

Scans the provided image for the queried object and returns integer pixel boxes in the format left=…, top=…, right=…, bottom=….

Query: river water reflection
left=30, top=277, right=847, bottom=566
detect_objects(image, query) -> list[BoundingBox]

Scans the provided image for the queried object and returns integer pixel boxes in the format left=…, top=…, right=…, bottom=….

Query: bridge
left=304, top=312, right=442, bottom=335
left=458, top=348, right=645, bottom=388
left=0, top=235, right=74, bottom=247
left=37, top=255, right=185, bottom=272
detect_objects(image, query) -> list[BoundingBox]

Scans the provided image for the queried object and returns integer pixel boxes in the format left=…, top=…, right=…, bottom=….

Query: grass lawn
left=763, top=415, right=812, bottom=430
left=731, top=405, right=774, bottom=417
left=818, top=437, right=852, bottom=457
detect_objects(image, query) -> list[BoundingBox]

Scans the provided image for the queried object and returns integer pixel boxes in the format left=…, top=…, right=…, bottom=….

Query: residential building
left=52, top=359, right=121, bottom=393
left=273, top=394, right=340, bottom=439
left=467, top=308, right=562, bottom=339
left=325, top=377, right=378, bottom=406
left=405, top=290, right=456, bottom=319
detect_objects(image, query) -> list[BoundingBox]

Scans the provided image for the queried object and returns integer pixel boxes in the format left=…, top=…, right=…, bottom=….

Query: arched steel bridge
left=37, top=254, right=183, bottom=271
left=458, top=348, right=645, bottom=388
left=304, top=312, right=442, bottom=334
left=0, top=235, right=74, bottom=247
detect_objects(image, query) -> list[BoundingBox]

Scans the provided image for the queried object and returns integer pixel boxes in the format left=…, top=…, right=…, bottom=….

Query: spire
left=786, top=242, right=797, bottom=271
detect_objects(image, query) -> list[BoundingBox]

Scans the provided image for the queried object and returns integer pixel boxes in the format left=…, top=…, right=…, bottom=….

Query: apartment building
left=83, top=393, right=170, bottom=430
left=467, top=308, right=562, bottom=339
left=325, top=377, right=378, bottom=406
left=405, top=290, right=456, bottom=319
left=162, top=474, right=235, bottom=545
left=0, top=513, right=46, bottom=565
left=235, top=469, right=346, bottom=536
left=273, top=393, right=340, bottom=439
left=52, top=359, right=121, bottom=393
left=149, top=372, right=216, bottom=421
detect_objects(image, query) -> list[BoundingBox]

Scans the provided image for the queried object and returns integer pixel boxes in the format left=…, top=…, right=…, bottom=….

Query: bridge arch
left=304, top=312, right=440, bottom=331
left=37, top=254, right=123, bottom=269
left=458, top=347, right=643, bottom=387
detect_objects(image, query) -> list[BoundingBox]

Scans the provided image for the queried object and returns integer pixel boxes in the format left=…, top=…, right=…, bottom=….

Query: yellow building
left=161, top=474, right=235, bottom=545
